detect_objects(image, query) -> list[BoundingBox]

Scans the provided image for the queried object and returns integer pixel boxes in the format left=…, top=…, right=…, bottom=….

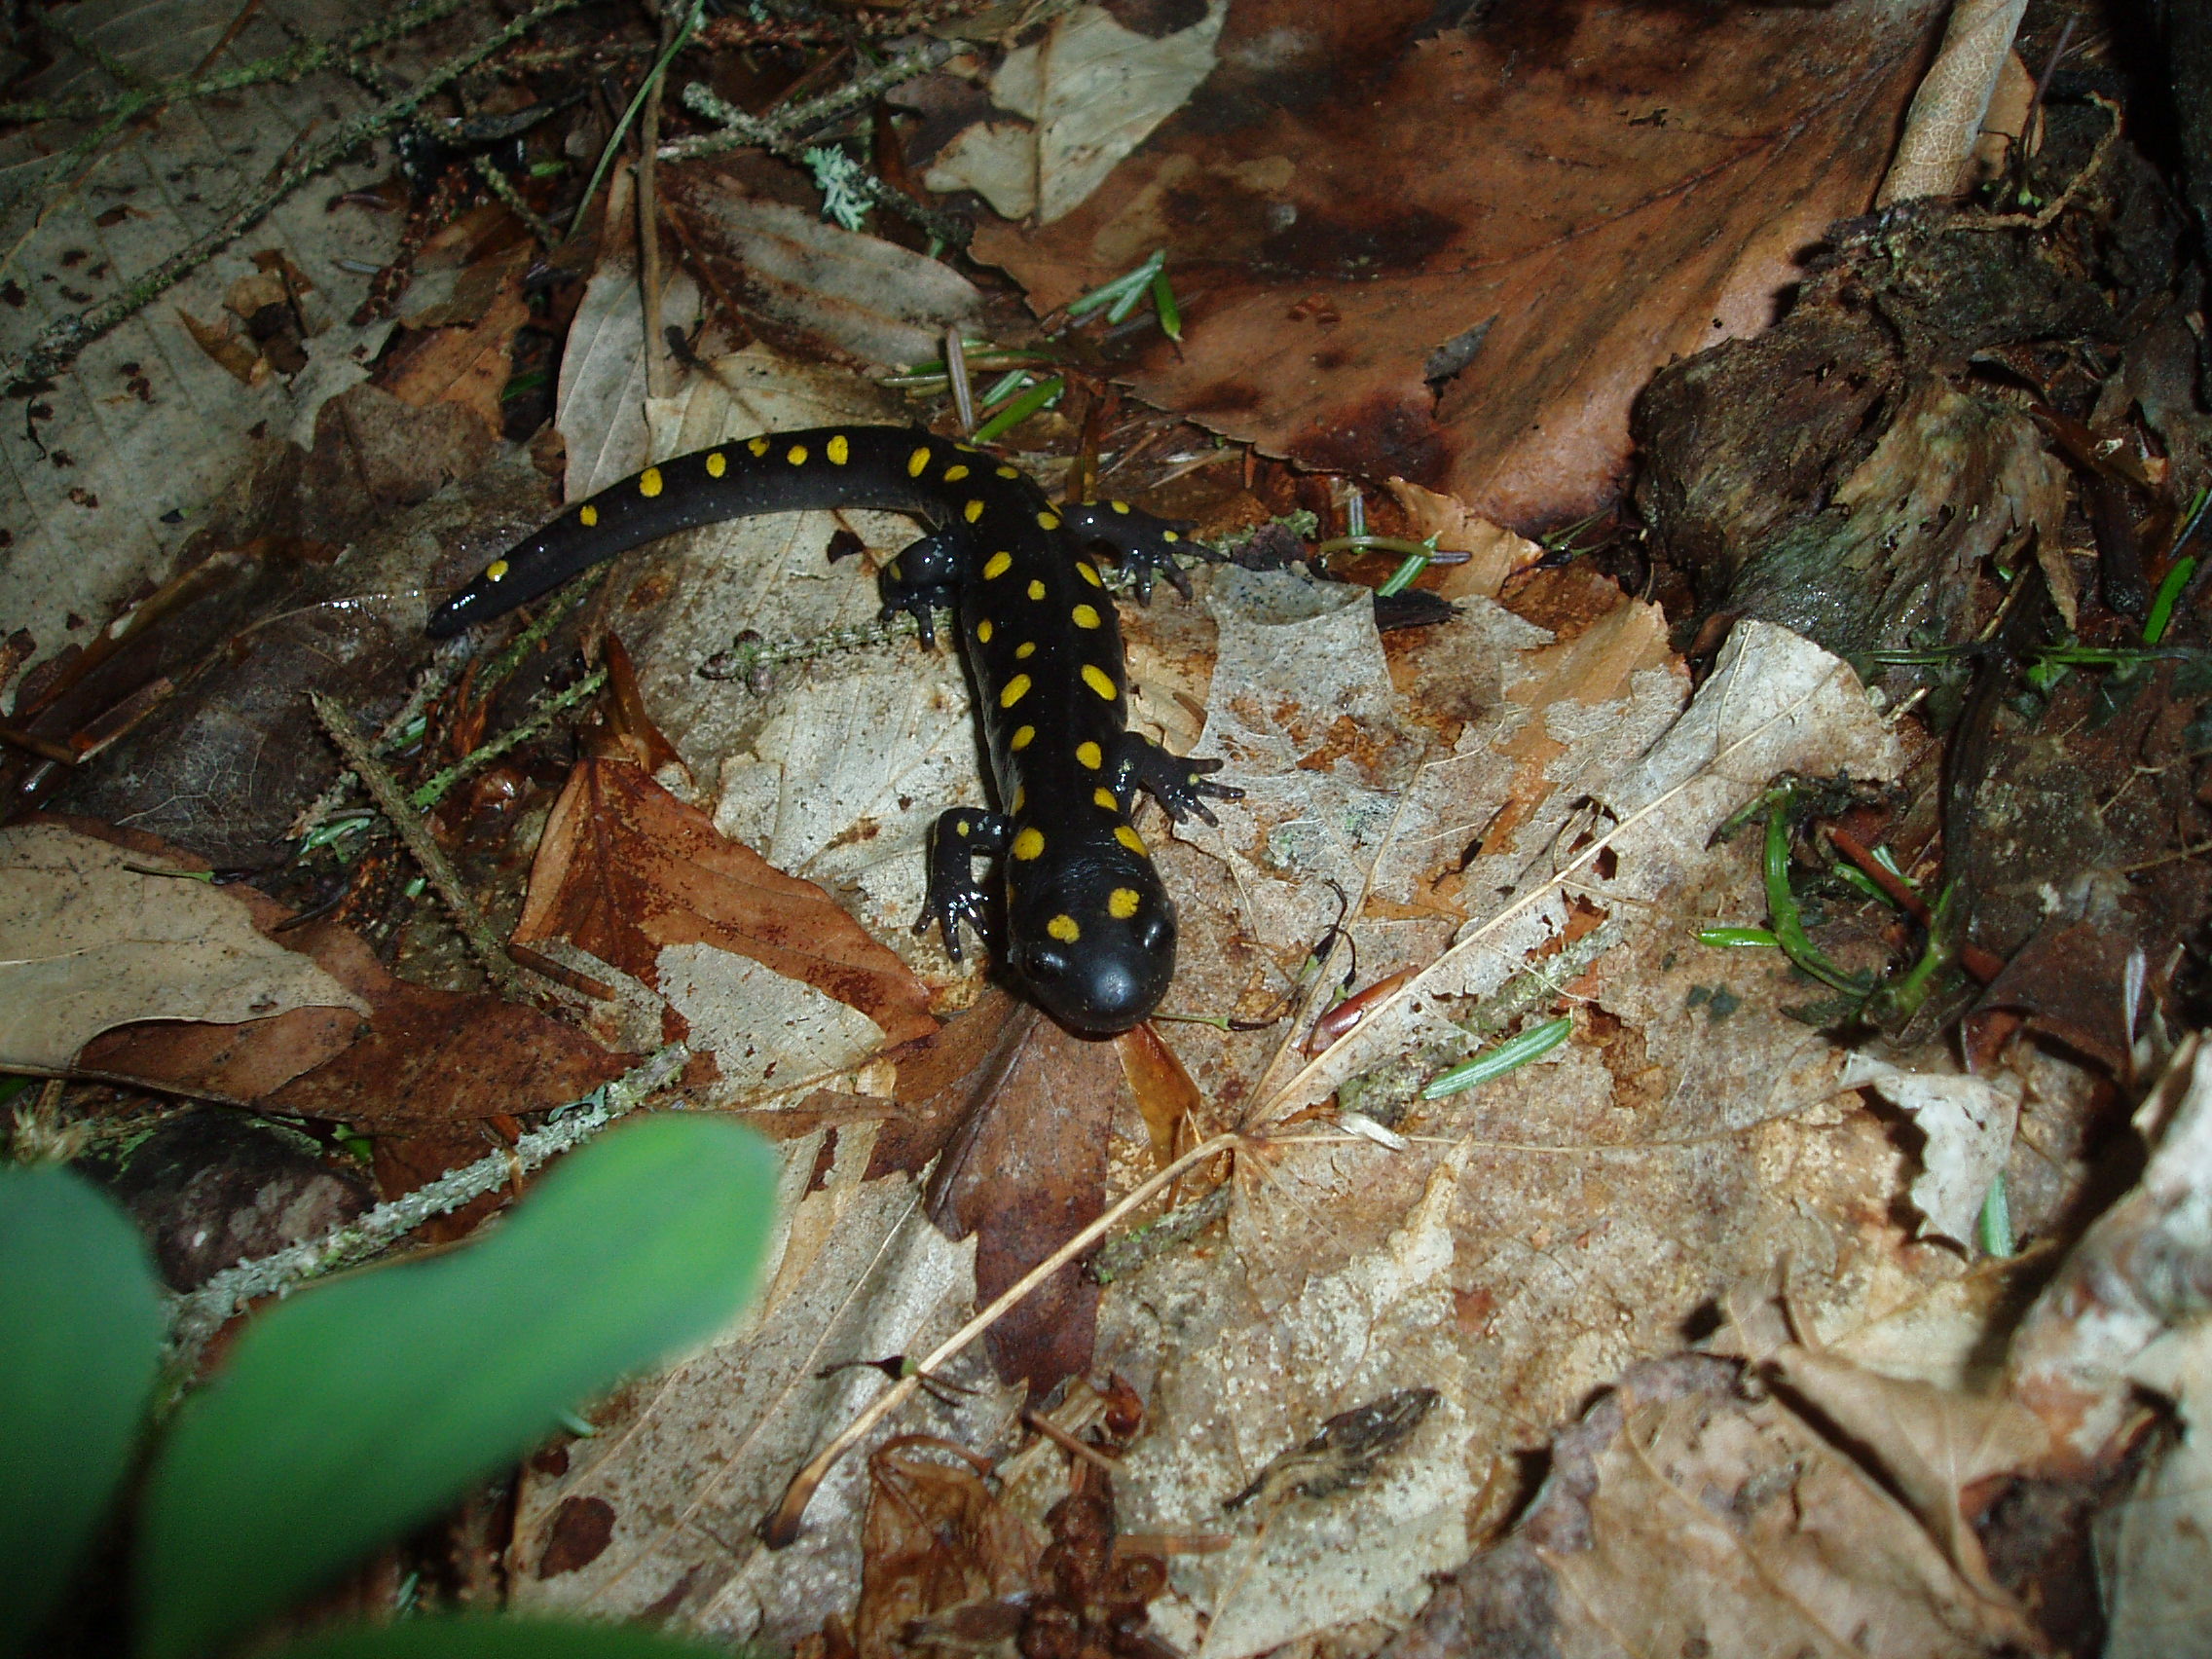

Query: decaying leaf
left=925, top=1, right=1228, bottom=224
left=926, top=1008, right=1119, bottom=1395
left=509, top=1122, right=1011, bottom=1648
left=975, top=0, right=1942, bottom=524
left=2098, top=1320, right=2212, bottom=1659
left=2008, top=1037, right=2212, bottom=1472
left=1840, top=1054, right=2022, bottom=1249
left=0, top=822, right=365, bottom=1072
left=1380, top=1355, right=2036, bottom=1659
left=663, top=190, right=984, bottom=367
left=512, top=756, right=938, bottom=1091
left=377, top=269, right=532, bottom=435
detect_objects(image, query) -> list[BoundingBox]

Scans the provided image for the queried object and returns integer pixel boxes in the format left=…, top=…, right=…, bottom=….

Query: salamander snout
left=1013, top=906, right=1175, bottom=1035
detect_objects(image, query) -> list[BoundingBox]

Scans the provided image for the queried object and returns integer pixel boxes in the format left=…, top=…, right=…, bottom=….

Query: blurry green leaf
left=0, top=1164, right=166, bottom=1659
left=137, top=1116, right=779, bottom=1659
left=271, top=1618, right=725, bottom=1659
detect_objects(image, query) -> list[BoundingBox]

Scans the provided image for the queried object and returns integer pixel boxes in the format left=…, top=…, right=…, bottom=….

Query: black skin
left=426, top=425, right=1238, bottom=1034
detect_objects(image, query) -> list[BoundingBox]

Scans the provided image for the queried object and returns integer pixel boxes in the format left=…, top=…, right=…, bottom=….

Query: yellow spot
left=579, top=504, right=599, bottom=528
left=887, top=561, right=903, bottom=581
left=749, top=436, right=770, bottom=457
left=955, top=818, right=970, bottom=837
left=1109, top=887, right=1140, bottom=919
left=1013, top=828, right=1046, bottom=861
left=1076, top=741, right=1103, bottom=769
left=1000, top=674, right=1032, bottom=708
left=706, top=451, right=726, bottom=477
left=977, top=618, right=994, bottom=644
left=964, top=499, right=985, bottom=524
left=485, top=559, right=509, bottom=582
left=1072, top=604, right=1101, bottom=629
left=997, top=465, right=1019, bottom=479
left=1015, top=641, right=1036, bottom=659
left=828, top=434, right=849, bottom=464
left=908, top=446, right=932, bottom=477
left=1082, top=664, right=1117, bottom=700
left=1077, top=561, right=1103, bottom=587
left=943, top=463, right=969, bottom=482
left=1048, top=914, right=1081, bottom=942
left=1027, top=578, right=1046, bottom=601
left=1116, top=825, right=1148, bottom=856
left=640, top=466, right=663, bottom=497
left=1012, top=724, right=1035, bottom=750
left=983, top=552, right=1013, bottom=579
left=1111, top=500, right=1130, bottom=514
left=1038, top=511, right=1061, bottom=531
left=1163, top=531, right=1181, bottom=542
left=1012, top=786, right=1026, bottom=813
left=786, top=443, right=809, bottom=465
left=1093, top=788, right=1119, bottom=812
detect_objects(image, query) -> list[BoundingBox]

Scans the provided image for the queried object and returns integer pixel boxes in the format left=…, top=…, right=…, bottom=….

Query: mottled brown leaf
left=926, top=1012, right=1121, bottom=1394
left=514, top=756, right=937, bottom=1048
left=975, top=0, right=1941, bottom=525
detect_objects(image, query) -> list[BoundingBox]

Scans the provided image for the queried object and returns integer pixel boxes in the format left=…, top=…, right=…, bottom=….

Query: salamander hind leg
left=916, top=807, right=1011, bottom=961
left=1114, top=732, right=1241, bottom=826
left=1058, top=499, right=1220, bottom=604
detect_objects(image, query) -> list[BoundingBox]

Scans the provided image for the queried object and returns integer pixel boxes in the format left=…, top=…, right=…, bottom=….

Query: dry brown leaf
left=514, top=756, right=938, bottom=1072
left=173, top=305, right=265, bottom=386
left=2009, top=1037, right=2212, bottom=1473
left=922, top=0, right=1227, bottom=223
left=852, top=1441, right=1042, bottom=1659
left=377, top=270, right=531, bottom=435
left=975, top=0, right=1941, bottom=524
left=1773, top=1344, right=2051, bottom=1598
left=925, top=1008, right=1119, bottom=1394
left=1547, top=1362, right=2035, bottom=1658
left=0, top=822, right=364, bottom=1072
left=508, top=1122, right=1009, bottom=1646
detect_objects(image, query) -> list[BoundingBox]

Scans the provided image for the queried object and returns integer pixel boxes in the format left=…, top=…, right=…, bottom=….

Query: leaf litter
left=7, top=0, right=2212, bottom=1654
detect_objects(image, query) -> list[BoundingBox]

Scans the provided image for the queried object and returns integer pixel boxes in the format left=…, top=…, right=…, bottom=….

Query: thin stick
left=0, top=0, right=468, bottom=126
left=639, top=3, right=680, bottom=401
left=664, top=49, right=969, bottom=246
left=5, top=0, right=591, bottom=385
left=164, top=1043, right=691, bottom=1368
left=761, top=1129, right=1242, bottom=1546
left=308, top=690, right=536, bottom=1002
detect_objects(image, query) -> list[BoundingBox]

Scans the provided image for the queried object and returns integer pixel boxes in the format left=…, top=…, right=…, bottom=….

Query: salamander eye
left=1139, top=915, right=1172, bottom=955
left=1024, top=946, right=1072, bottom=980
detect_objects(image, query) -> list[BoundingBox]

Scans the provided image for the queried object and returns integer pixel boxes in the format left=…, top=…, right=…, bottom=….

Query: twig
left=663, top=47, right=969, bottom=245
left=762, top=1129, right=1240, bottom=1546
left=308, top=690, right=536, bottom=1002
left=290, top=644, right=470, bottom=840
left=473, top=153, right=560, bottom=248
left=411, top=668, right=608, bottom=810
left=0, top=0, right=468, bottom=126
left=640, top=4, right=687, bottom=401
left=5, top=0, right=591, bottom=386
left=163, top=1043, right=692, bottom=1368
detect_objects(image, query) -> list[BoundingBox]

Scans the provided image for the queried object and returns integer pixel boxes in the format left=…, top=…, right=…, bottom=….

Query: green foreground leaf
left=137, top=1116, right=779, bottom=1659
left=0, top=1164, right=166, bottom=1659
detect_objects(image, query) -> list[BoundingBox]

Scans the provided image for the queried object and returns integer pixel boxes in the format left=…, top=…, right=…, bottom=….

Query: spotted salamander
left=427, top=424, right=1237, bottom=1034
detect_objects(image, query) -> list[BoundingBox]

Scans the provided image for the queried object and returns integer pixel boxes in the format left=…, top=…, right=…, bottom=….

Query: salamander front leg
left=1113, top=732, right=1241, bottom=826
left=1060, top=499, right=1222, bottom=604
left=830, top=530, right=963, bottom=646
left=916, top=807, right=1011, bottom=961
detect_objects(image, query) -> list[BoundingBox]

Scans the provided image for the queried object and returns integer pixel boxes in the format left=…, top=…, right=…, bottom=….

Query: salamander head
left=1008, top=862, right=1176, bottom=1035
